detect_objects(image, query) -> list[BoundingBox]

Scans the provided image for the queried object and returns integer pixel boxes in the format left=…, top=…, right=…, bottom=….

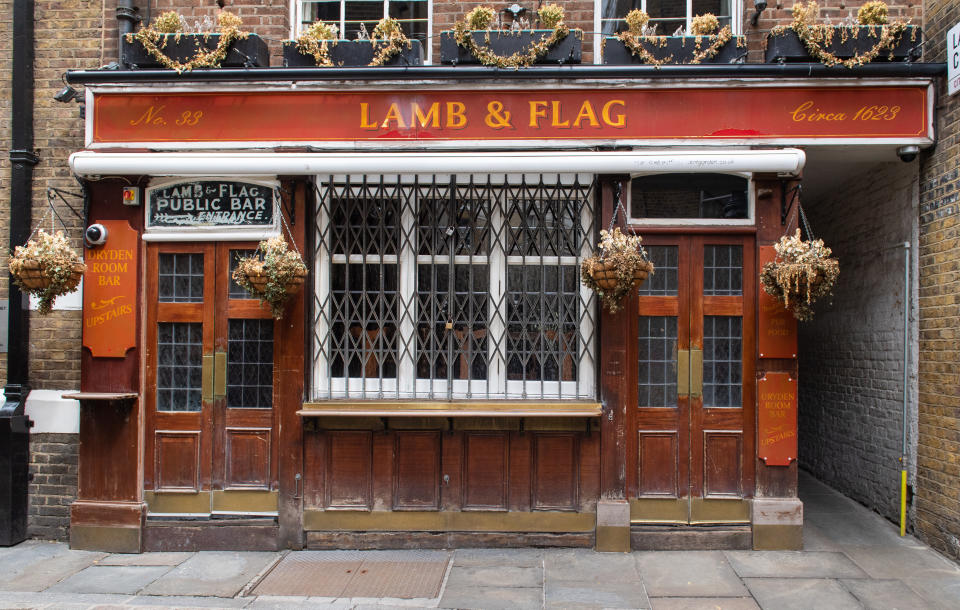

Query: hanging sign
left=949, top=21, right=960, bottom=97
left=758, top=245, right=798, bottom=359
left=90, top=86, right=931, bottom=146
left=757, top=373, right=798, bottom=467
left=83, top=220, right=138, bottom=358
left=145, top=178, right=279, bottom=237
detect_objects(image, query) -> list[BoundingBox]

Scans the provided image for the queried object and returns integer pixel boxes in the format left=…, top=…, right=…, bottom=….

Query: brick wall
left=917, top=0, right=960, bottom=562
left=28, top=433, right=79, bottom=541
left=798, top=162, right=919, bottom=525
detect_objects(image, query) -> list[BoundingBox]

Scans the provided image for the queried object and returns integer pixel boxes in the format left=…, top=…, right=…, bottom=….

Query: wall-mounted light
left=750, top=0, right=768, bottom=26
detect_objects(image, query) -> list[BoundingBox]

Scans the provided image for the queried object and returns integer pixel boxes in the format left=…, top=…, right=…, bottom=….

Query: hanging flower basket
left=8, top=230, right=86, bottom=315
left=760, top=229, right=839, bottom=321
left=581, top=228, right=655, bottom=314
left=232, top=236, right=308, bottom=319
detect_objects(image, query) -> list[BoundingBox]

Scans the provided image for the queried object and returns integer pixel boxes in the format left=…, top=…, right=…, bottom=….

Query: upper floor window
left=296, top=1, right=431, bottom=61
left=597, top=1, right=739, bottom=37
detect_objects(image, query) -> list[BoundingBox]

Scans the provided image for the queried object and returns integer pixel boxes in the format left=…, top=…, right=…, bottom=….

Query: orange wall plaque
left=758, top=245, right=798, bottom=359
left=83, top=220, right=138, bottom=358
left=758, top=373, right=798, bottom=467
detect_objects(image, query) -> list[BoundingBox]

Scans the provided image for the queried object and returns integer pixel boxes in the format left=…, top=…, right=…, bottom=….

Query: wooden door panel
left=224, top=427, right=271, bottom=489
left=325, top=431, right=373, bottom=509
left=393, top=431, right=441, bottom=510
left=702, top=431, right=743, bottom=497
left=532, top=434, right=578, bottom=511
left=638, top=431, right=679, bottom=497
left=462, top=433, right=509, bottom=510
left=155, top=431, right=201, bottom=492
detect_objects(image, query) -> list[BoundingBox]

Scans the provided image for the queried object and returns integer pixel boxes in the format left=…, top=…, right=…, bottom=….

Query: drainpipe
left=1, top=0, right=36, bottom=547
left=900, top=241, right=910, bottom=536
left=116, top=1, right=141, bottom=65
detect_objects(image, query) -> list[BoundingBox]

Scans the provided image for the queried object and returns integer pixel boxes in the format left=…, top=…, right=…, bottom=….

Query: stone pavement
left=1, top=472, right=959, bottom=609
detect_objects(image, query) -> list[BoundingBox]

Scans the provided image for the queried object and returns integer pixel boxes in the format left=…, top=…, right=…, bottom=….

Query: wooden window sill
left=298, top=400, right=602, bottom=418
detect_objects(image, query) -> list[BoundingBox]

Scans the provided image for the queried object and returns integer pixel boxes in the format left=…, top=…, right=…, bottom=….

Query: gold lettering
left=550, top=101, right=570, bottom=127
left=130, top=105, right=166, bottom=127
left=602, top=100, right=626, bottom=127
left=529, top=101, right=548, bottom=128
left=446, top=102, right=467, bottom=129
left=381, top=103, right=407, bottom=129
left=573, top=101, right=599, bottom=128
left=359, top=103, right=378, bottom=129
left=413, top=102, right=440, bottom=128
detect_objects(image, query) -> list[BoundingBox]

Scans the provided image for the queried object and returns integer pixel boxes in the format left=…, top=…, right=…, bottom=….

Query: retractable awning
left=69, top=149, right=806, bottom=177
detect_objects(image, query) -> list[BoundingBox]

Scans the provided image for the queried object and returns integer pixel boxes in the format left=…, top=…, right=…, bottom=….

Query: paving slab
left=543, top=548, right=638, bottom=583
left=800, top=521, right=841, bottom=551
left=544, top=579, right=650, bottom=608
left=724, top=550, right=867, bottom=579
left=843, top=543, right=960, bottom=579
left=841, top=578, right=931, bottom=610
left=443, top=565, right=542, bottom=588
left=125, top=594, right=253, bottom=607
left=99, top=552, right=195, bottom=566
left=438, top=585, right=541, bottom=610
left=0, top=591, right=135, bottom=607
left=141, top=551, right=278, bottom=598
left=903, top=573, right=960, bottom=610
left=804, top=510, right=907, bottom=548
left=650, top=598, right=760, bottom=610
left=0, top=546, right=106, bottom=592
left=635, top=551, right=748, bottom=597
left=452, top=548, right=544, bottom=568
left=244, top=596, right=320, bottom=609
left=47, top=564, right=172, bottom=594
left=743, top=577, right=861, bottom=610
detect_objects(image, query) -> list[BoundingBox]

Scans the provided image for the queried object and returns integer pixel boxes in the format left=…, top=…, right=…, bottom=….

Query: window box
left=121, top=33, right=270, bottom=69
left=282, top=39, right=424, bottom=67
left=765, top=26, right=922, bottom=63
left=439, top=30, right=582, bottom=65
left=602, top=36, right=745, bottom=65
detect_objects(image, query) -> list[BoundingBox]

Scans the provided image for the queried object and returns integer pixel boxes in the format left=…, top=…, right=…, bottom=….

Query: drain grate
left=252, top=550, right=450, bottom=599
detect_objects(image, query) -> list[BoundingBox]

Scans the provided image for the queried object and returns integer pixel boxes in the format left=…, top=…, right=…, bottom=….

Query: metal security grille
left=312, top=174, right=596, bottom=400
left=157, top=322, right=203, bottom=412
left=703, top=316, right=742, bottom=408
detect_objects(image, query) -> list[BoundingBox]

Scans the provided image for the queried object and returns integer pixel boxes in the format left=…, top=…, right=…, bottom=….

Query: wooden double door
left=144, top=242, right=279, bottom=515
left=630, top=234, right=755, bottom=524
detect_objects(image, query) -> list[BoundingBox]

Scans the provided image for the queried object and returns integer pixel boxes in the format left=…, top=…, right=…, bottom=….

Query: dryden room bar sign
left=146, top=178, right=278, bottom=237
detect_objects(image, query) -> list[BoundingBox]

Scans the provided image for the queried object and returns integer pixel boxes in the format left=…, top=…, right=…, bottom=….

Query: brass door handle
left=677, top=349, right=690, bottom=398
left=214, top=351, right=227, bottom=399
left=690, top=348, right=703, bottom=399
left=202, top=354, right=214, bottom=402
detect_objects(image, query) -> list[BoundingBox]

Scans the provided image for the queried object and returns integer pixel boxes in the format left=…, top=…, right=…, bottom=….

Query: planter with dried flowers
left=440, top=4, right=581, bottom=67
left=581, top=228, right=655, bottom=314
left=8, top=230, right=86, bottom=316
left=283, top=18, right=423, bottom=67
left=765, top=1, right=921, bottom=66
left=760, top=229, right=839, bottom=321
left=231, top=236, right=308, bottom=320
left=122, top=10, right=269, bottom=71
left=604, top=10, right=745, bottom=66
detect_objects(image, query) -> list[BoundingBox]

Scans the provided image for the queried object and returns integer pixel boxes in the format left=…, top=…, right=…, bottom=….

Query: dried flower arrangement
left=580, top=228, right=655, bottom=314
left=760, top=229, right=839, bottom=321
left=126, top=10, right=249, bottom=73
left=369, top=18, right=413, bottom=66
left=614, top=9, right=743, bottom=67
left=294, top=17, right=412, bottom=67
left=295, top=20, right=339, bottom=67
left=452, top=4, right=579, bottom=69
left=8, top=230, right=86, bottom=315
left=770, top=1, right=916, bottom=68
left=232, top=236, right=308, bottom=319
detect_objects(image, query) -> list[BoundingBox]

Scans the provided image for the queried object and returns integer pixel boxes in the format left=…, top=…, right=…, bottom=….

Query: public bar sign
left=146, top=178, right=278, bottom=236
left=89, top=86, right=932, bottom=146
left=758, top=245, right=798, bottom=359
left=757, top=373, right=798, bottom=467
left=83, top=220, right=138, bottom=358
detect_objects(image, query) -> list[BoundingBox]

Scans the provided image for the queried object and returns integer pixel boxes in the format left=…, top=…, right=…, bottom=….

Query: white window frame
left=293, top=0, right=434, bottom=64
left=627, top=172, right=755, bottom=227
left=312, top=173, right=596, bottom=401
left=593, top=0, right=743, bottom=63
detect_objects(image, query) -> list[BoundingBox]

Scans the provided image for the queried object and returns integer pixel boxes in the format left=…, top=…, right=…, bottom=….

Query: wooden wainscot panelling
left=225, top=427, right=271, bottom=489
left=703, top=431, right=743, bottom=497
left=638, top=431, right=679, bottom=497
left=462, top=432, right=509, bottom=510
left=326, top=431, right=373, bottom=509
left=532, top=434, right=579, bottom=511
left=302, top=427, right=326, bottom=510
left=393, top=431, right=441, bottom=510
left=155, top=430, right=201, bottom=492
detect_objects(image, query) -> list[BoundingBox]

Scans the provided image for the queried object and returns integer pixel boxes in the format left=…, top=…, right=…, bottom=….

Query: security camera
left=54, top=85, right=82, bottom=103
left=897, top=145, right=919, bottom=163
left=85, top=224, right=108, bottom=247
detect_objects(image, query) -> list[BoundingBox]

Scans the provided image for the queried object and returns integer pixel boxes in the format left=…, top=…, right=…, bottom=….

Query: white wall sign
left=949, top=21, right=960, bottom=97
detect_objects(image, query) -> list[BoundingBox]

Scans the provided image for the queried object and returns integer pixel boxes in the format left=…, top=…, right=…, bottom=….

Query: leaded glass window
left=157, top=322, right=203, bottom=412
left=313, top=174, right=596, bottom=400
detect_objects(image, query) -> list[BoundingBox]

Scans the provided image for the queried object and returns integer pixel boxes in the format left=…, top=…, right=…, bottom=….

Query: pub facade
left=4, top=0, right=950, bottom=554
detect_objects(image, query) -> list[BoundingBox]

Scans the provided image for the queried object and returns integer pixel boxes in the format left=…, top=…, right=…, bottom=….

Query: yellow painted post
left=900, top=468, right=907, bottom=537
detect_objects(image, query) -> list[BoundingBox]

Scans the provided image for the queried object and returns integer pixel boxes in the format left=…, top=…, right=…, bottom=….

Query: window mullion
left=489, top=183, right=507, bottom=399
left=398, top=183, right=417, bottom=399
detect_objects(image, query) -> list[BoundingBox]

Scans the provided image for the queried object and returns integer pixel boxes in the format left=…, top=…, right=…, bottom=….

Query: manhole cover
left=253, top=550, right=450, bottom=598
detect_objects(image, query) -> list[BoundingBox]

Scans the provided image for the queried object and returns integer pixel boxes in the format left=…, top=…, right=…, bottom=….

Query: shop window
left=628, top=173, right=752, bottom=226
left=312, top=174, right=596, bottom=400
left=597, top=0, right=738, bottom=37
left=296, top=0, right=431, bottom=61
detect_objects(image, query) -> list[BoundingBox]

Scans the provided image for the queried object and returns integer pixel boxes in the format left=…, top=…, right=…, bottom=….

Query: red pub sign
left=91, top=86, right=930, bottom=144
